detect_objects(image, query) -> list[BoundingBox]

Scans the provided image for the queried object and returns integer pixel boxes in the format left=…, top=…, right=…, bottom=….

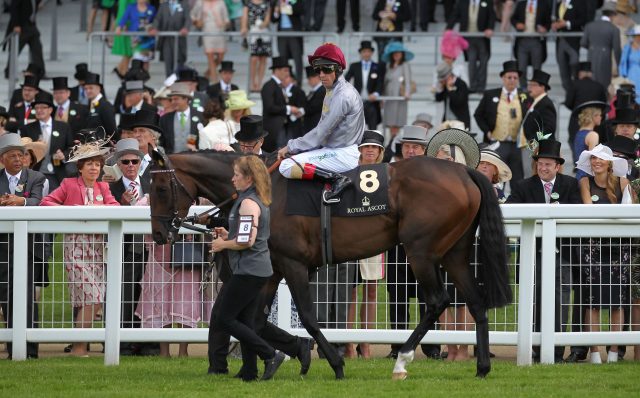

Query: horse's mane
left=170, top=149, right=279, bottom=168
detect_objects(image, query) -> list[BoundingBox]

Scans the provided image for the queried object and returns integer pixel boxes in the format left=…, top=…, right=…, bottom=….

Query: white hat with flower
left=576, top=144, right=628, bottom=177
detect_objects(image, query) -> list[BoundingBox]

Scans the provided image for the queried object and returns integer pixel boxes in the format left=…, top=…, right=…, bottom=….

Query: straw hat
left=225, top=90, right=256, bottom=111
left=576, top=144, right=628, bottom=177
left=20, top=137, right=46, bottom=164
left=480, top=149, right=512, bottom=183
left=67, top=137, right=111, bottom=163
left=426, top=128, right=480, bottom=168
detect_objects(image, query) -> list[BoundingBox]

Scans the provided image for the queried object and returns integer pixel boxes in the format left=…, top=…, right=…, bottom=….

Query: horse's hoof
left=334, top=366, right=344, bottom=380
left=392, top=371, right=407, bottom=381
left=476, top=367, right=491, bottom=378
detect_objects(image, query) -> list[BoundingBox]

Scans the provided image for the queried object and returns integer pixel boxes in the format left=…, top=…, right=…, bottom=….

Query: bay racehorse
left=148, top=148, right=512, bottom=379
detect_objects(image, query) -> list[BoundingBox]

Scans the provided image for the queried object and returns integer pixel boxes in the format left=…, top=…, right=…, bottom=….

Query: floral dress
left=246, top=1, right=271, bottom=57
left=118, top=3, right=157, bottom=61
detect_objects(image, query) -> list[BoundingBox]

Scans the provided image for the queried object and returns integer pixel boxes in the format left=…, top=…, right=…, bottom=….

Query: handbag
left=171, top=240, right=209, bottom=270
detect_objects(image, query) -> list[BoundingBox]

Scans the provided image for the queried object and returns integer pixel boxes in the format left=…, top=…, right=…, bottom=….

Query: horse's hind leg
left=441, top=231, right=491, bottom=378
left=280, top=257, right=345, bottom=379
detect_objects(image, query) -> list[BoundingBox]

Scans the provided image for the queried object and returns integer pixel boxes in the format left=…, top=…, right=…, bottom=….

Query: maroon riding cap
left=308, top=43, right=347, bottom=69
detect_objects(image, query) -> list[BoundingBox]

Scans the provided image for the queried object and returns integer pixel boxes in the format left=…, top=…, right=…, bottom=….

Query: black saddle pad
left=285, top=163, right=390, bottom=217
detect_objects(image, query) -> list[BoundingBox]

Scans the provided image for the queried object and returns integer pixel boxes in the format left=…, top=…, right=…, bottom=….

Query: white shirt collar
left=312, top=82, right=323, bottom=92
left=501, top=87, right=518, bottom=99
left=5, top=169, right=22, bottom=181
left=271, top=75, right=283, bottom=85
left=134, top=99, right=144, bottom=111
left=56, top=99, right=70, bottom=109
left=122, top=175, right=142, bottom=188
left=40, top=117, right=53, bottom=127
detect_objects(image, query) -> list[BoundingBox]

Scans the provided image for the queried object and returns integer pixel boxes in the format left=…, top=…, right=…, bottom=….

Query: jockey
left=277, top=43, right=365, bottom=202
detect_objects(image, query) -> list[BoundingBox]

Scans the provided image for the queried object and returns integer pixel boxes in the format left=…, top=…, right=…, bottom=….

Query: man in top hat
left=206, top=61, right=239, bottom=108
left=304, top=66, right=325, bottom=133
left=235, top=115, right=269, bottom=155
left=4, top=0, right=45, bottom=80
left=84, top=73, right=117, bottom=140
left=610, top=107, right=640, bottom=143
left=8, top=63, right=47, bottom=110
left=8, top=76, right=40, bottom=128
left=158, top=83, right=204, bottom=154
left=130, top=110, right=163, bottom=177
left=277, top=43, right=365, bottom=202
left=434, top=62, right=471, bottom=128
left=149, top=0, right=191, bottom=77
left=564, top=61, right=608, bottom=163
left=474, top=60, right=531, bottom=185
left=113, top=61, right=156, bottom=114
left=52, top=77, right=89, bottom=138
left=510, top=0, right=553, bottom=89
left=345, top=40, right=385, bottom=130
left=506, top=139, right=581, bottom=363
left=20, top=92, right=74, bottom=191
left=281, top=71, right=308, bottom=142
left=69, top=63, right=91, bottom=105
left=446, top=0, right=497, bottom=93
left=119, top=80, right=158, bottom=116
left=175, top=68, right=209, bottom=112
left=272, top=0, right=305, bottom=80
left=551, top=0, right=588, bottom=93
left=581, top=2, right=621, bottom=91
left=0, top=133, right=47, bottom=359
left=261, top=56, right=300, bottom=152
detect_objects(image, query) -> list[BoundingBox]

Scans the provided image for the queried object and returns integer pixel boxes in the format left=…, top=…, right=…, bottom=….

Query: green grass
left=0, top=357, right=638, bottom=397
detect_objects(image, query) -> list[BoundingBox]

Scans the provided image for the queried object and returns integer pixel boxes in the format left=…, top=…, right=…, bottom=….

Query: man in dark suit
left=8, top=75, right=40, bottom=128
left=4, top=0, right=45, bottom=79
left=474, top=61, right=531, bottom=185
left=175, top=68, right=209, bottom=112
left=235, top=115, right=269, bottom=155
left=52, top=77, right=89, bottom=139
left=206, top=61, right=239, bottom=107
left=158, top=84, right=204, bottom=154
left=410, top=0, right=429, bottom=31
left=564, top=62, right=607, bottom=163
left=0, top=133, right=46, bottom=359
left=304, top=66, right=325, bottom=133
left=434, top=62, right=470, bottom=128
left=83, top=73, right=116, bottom=140
left=581, top=3, right=621, bottom=92
left=507, top=139, right=582, bottom=363
left=9, top=63, right=46, bottom=110
left=519, top=69, right=557, bottom=178
left=282, top=72, right=307, bottom=141
left=446, top=0, right=496, bottom=93
left=261, top=57, right=301, bottom=152
left=20, top=92, right=74, bottom=191
left=69, top=63, right=91, bottom=106
left=119, top=80, right=158, bottom=115
left=272, top=0, right=305, bottom=80
left=552, top=0, right=587, bottom=92
left=511, top=0, right=552, bottom=88
left=344, top=41, right=385, bottom=130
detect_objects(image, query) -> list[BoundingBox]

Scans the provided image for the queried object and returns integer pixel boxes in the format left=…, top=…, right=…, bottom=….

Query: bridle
left=150, top=166, right=197, bottom=238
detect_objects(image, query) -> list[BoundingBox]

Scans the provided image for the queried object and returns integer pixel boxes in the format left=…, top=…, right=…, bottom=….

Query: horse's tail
left=467, top=168, right=513, bottom=309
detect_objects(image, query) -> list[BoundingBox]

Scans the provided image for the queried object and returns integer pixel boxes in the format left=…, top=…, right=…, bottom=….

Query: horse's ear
left=149, top=145, right=166, bottom=168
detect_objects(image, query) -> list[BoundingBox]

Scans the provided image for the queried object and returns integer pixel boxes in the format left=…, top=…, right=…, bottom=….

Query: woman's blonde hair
left=605, top=162, right=620, bottom=203
left=0, top=115, right=6, bottom=128
left=578, top=106, right=601, bottom=128
left=438, top=144, right=467, bottom=166
left=234, top=155, right=272, bottom=206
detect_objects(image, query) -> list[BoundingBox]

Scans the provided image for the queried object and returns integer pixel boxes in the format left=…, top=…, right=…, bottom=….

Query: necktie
left=559, top=1, right=567, bottom=20
left=506, top=93, right=511, bottom=103
left=57, top=105, right=64, bottom=119
left=85, top=187, right=94, bottom=205
left=224, top=84, right=230, bottom=94
left=9, top=176, right=18, bottom=195
left=41, top=124, right=50, bottom=144
left=25, top=104, right=32, bottom=120
left=180, top=112, right=186, bottom=129
left=363, top=62, right=369, bottom=72
left=544, top=182, right=553, bottom=203
left=528, top=0, right=535, bottom=13
left=129, top=181, right=139, bottom=202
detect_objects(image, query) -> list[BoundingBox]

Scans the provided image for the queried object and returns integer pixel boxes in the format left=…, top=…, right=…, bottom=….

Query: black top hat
left=124, top=64, right=150, bottom=82
left=118, top=113, right=136, bottom=131
left=609, top=135, right=638, bottom=159
left=577, top=61, right=592, bottom=72
left=532, top=139, right=564, bottom=164
left=83, top=72, right=101, bottom=86
left=130, top=109, right=163, bottom=134
left=270, top=56, right=291, bottom=70
left=21, top=75, right=40, bottom=89
left=530, top=70, right=551, bottom=90
left=305, top=65, right=318, bottom=78
left=235, top=115, right=267, bottom=142
left=611, top=107, right=640, bottom=125
left=74, top=63, right=89, bottom=81
left=176, top=68, right=199, bottom=82
left=130, top=59, right=144, bottom=70
left=4, top=121, right=19, bottom=134
left=359, top=40, right=375, bottom=52
left=32, top=92, right=54, bottom=108
left=359, top=130, right=385, bottom=148
left=219, top=61, right=234, bottom=72
left=52, top=77, right=70, bottom=91
left=23, top=63, right=43, bottom=78
left=500, top=60, right=521, bottom=77
left=0, top=106, right=9, bottom=119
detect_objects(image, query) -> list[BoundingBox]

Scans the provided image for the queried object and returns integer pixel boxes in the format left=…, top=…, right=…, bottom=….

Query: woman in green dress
left=112, top=0, right=137, bottom=78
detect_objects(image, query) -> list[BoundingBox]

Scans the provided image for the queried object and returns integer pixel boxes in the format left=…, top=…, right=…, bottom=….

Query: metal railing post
left=516, top=219, right=536, bottom=366
left=7, top=34, right=19, bottom=103
left=540, top=219, right=557, bottom=364
left=104, top=220, right=124, bottom=366
left=11, top=221, right=29, bottom=361
left=80, top=0, right=88, bottom=32
left=101, top=34, right=107, bottom=88
left=50, top=0, right=58, bottom=61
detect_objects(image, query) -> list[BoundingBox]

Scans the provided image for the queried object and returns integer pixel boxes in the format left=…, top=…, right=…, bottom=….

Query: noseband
left=150, top=167, right=196, bottom=236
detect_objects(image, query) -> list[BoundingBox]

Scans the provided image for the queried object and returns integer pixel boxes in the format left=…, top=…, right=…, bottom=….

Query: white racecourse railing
left=1, top=205, right=640, bottom=366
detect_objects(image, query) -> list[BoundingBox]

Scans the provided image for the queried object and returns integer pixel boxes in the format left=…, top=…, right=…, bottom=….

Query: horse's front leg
left=280, top=257, right=345, bottom=379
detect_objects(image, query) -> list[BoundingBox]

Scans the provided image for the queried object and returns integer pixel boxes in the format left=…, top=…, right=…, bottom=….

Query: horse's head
left=148, top=145, right=195, bottom=244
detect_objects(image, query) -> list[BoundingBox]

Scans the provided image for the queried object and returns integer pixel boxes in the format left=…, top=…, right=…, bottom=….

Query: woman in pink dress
left=40, top=140, right=119, bottom=356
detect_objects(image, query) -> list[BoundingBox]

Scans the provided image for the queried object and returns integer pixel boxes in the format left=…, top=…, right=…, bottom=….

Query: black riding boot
left=310, top=166, right=352, bottom=202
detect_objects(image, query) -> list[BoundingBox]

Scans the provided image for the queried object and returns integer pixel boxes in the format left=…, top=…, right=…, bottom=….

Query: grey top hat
left=413, top=113, right=433, bottom=127
left=426, top=128, right=481, bottom=168
left=400, top=125, right=429, bottom=145
left=124, top=80, right=145, bottom=94
left=113, top=138, right=144, bottom=162
left=0, top=133, right=26, bottom=157
left=168, top=82, right=193, bottom=99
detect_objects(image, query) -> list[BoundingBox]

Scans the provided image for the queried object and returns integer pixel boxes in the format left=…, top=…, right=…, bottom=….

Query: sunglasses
left=119, top=159, right=140, bottom=165
left=314, top=65, right=337, bottom=74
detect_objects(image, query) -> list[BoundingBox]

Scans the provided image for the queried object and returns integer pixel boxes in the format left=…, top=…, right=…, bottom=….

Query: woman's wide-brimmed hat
left=381, top=41, right=415, bottom=63
left=225, top=90, right=256, bottom=111
left=426, top=128, right=480, bottom=168
left=627, top=24, right=640, bottom=36
left=576, top=144, right=628, bottom=177
left=21, top=137, right=46, bottom=164
left=235, top=115, right=267, bottom=142
left=480, top=149, right=512, bottom=183
left=66, top=134, right=111, bottom=163
left=571, top=100, right=610, bottom=119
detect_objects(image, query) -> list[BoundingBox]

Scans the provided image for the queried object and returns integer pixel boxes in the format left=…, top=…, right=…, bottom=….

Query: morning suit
left=285, top=84, right=307, bottom=142
left=54, top=101, right=90, bottom=138
left=434, top=76, right=471, bottom=128
left=69, top=85, right=106, bottom=106
left=304, top=85, right=325, bottom=133
left=447, top=0, right=496, bottom=92
left=8, top=99, right=38, bottom=128
left=564, top=77, right=607, bottom=162
left=152, top=0, right=191, bottom=76
left=520, top=94, right=557, bottom=142
left=507, top=172, right=582, bottom=361
left=206, top=82, right=239, bottom=108
left=511, top=0, right=552, bottom=88
left=261, top=77, right=288, bottom=153
left=0, top=167, right=46, bottom=358
left=4, top=0, right=45, bottom=78
left=554, top=0, right=587, bottom=92
left=344, top=59, right=386, bottom=129
left=9, top=88, right=50, bottom=114
left=158, top=107, right=203, bottom=154
left=86, top=95, right=117, bottom=140
left=581, top=17, right=621, bottom=91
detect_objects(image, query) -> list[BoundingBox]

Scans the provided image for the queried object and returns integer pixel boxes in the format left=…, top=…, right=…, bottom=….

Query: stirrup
left=322, top=189, right=341, bottom=204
